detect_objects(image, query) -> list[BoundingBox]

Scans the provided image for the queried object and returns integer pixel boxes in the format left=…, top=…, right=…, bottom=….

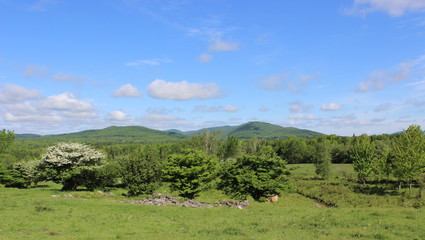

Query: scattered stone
left=121, top=194, right=249, bottom=209
left=51, top=192, right=249, bottom=209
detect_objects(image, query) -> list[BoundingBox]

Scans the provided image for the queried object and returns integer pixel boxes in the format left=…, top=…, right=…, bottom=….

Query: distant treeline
left=1, top=125, right=424, bottom=199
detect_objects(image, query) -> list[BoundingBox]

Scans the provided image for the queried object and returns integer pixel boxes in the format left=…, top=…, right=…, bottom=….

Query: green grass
left=1, top=181, right=425, bottom=240
left=1, top=164, right=425, bottom=239
left=288, top=163, right=355, bottom=177
left=288, top=164, right=425, bottom=208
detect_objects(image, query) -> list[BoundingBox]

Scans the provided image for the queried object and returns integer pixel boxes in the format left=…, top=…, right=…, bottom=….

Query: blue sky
left=1, top=0, right=425, bottom=135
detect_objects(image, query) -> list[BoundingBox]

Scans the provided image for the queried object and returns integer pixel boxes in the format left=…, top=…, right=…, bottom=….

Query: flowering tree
left=39, top=142, right=108, bottom=190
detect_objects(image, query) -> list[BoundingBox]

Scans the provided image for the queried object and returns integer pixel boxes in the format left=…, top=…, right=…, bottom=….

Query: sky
left=1, top=0, right=425, bottom=136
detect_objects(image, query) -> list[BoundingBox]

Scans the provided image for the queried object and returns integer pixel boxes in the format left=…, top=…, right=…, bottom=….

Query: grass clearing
left=1, top=164, right=425, bottom=239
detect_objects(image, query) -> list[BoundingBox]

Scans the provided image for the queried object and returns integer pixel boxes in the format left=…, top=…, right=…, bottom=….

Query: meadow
left=1, top=164, right=424, bottom=240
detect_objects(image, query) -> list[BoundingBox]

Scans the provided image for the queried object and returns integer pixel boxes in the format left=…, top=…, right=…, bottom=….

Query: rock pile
left=122, top=193, right=249, bottom=209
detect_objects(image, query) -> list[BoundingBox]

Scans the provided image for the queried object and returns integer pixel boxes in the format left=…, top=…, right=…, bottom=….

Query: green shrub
left=163, top=148, right=218, bottom=199
left=119, top=146, right=163, bottom=196
left=218, top=146, right=291, bottom=201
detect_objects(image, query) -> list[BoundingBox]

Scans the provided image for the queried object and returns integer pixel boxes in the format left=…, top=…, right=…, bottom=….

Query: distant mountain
left=225, top=121, right=323, bottom=139
left=15, top=122, right=324, bottom=145
left=15, top=134, right=42, bottom=139
left=168, top=121, right=323, bottom=139
left=21, top=126, right=187, bottom=145
left=177, top=125, right=235, bottom=136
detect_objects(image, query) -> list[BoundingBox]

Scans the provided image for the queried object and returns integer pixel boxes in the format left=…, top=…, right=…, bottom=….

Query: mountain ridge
left=15, top=121, right=324, bottom=143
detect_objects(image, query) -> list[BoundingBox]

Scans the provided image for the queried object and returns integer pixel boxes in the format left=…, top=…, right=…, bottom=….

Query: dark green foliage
left=60, top=165, right=115, bottom=191
left=118, top=146, right=164, bottom=196
left=331, top=138, right=352, bottom=163
left=2, top=161, right=40, bottom=188
left=274, top=137, right=310, bottom=163
left=219, top=135, right=240, bottom=160
left=218, top=146, right=291, bottom=201
left=163, top=148, right=218, bottom=199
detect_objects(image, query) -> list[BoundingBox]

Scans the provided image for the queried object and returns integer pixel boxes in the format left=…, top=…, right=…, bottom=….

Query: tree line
left=1, top=125, right=424, bottom=199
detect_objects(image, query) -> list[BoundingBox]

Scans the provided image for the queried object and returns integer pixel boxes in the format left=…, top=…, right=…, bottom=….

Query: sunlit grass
left=1, top=180, right=425, bottom=240
left=1, top=164, right=425, bottom=239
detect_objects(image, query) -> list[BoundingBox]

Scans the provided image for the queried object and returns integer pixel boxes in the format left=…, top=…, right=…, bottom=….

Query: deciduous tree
left=350, top=134, right=375, bottom=185
left=391, top=125, right=425, bottom=194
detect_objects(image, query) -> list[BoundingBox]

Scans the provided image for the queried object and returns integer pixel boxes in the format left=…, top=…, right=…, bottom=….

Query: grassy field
left=1, top=164, right=424, bottom=240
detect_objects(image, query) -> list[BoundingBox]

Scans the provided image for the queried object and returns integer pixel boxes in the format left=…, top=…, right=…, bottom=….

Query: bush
left=218, top=146, right=291, bottom=201
left=163, top=148, right=218, bottom=199
left=119, top=146, right=163, bottom=196
left=2, top=161, right=40, bottom=188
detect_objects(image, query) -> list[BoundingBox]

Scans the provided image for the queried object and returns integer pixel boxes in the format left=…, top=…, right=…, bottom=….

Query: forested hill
left=224, top=122, right=323, bottom=139
left=15, top=122, right=324, bottom=144
left=16, top=126, right=187, bottom=145
left=182, top=121, right=323, bottom=139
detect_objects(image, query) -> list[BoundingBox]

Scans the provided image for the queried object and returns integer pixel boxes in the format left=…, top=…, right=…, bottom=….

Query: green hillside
left=179, top=125, right=235, bottom=136
left=225, top=122, right=323, bottom=139
left=14, top=122, right=323, bottom=147
left=15, top=134, right=42, bottom=139
left=17, top=126, right=187, bottom=146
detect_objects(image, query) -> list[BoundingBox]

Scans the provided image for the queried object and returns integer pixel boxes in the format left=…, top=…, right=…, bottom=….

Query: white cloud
left=52, top=74, right=88, bottom=82
left=356, top=60, right=413, bottom=92
left=259, top=73, right=318, bottom=93
left=321, top=103, right=342, bottom=111
left=223, top=105, right=239, bottom=112
left=259, top=75, right=288, bottom=91
left=4, top=112, right=62, bottom=122
left=0, top=84, right=41, bottom=103
left=139, top=113, right=193, bottom=130
left=112, top=84, right=142, bottom=98
left=374, top=102, right=393, bottom=112
left=148, top=79, right=222, bottom=100
left=290, top=101, right=312, bottom=113
left=39, top=93, right=94, bottom=112
left=347, top=0, right=425, bottom=16
left=105, top=110, right=132, bottom=122
left=288, top=114, right=316, bottom=120
left=194, top=105, right=239, bottom=113
left=199, top=53, right=212, bottom=63
left=23, top=65, right=47, bottom=78
left=259, top=106, right=269, bottom=112
left=126, top=58, right=172, bottom=68
left=208, top=38, right=239, bottom=51
left=2, top=91, right=100, bottom=134
left=406, top=99, right=425, bottom=107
